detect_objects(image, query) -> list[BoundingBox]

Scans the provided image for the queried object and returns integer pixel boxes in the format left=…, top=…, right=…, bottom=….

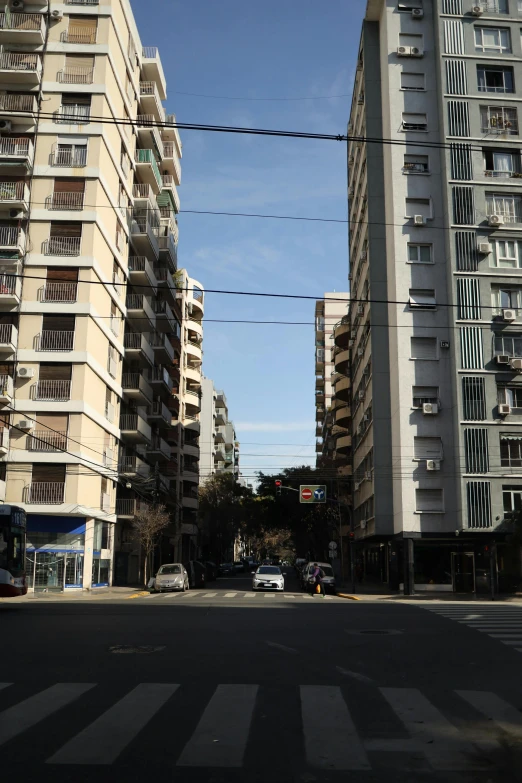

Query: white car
left=252, top=565, right=285, bottom=592
left=152, top=563, right=189, bottom=593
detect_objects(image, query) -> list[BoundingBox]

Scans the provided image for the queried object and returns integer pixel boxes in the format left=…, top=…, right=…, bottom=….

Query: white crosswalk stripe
left=164, top=590, right=340, bottom=601
left=0, top=682, right=521, bottom=770
left=421, top=605, right=522, bottom=651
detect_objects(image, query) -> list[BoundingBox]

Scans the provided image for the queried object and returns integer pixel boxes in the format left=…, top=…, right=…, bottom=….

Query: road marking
left=381, top=688, right=478, bottom=770
left=125, top=591, right=149, bottom=600
left=457, top=690, right=522, bottom=740
left=0, top=683, right=95, bottom=746
left=487, top=633, right=522, bottom=638
left=302, top=595, right=313, bottom=600
left=177, top=684, right=258, bottom=768
left=265, top=641, right=298, bottom=655
left=224, top=593, right=237, bottom=598
left=243, top=593, right=256, bottom=599
left=264, top=592, right=282, bottom=598
left=181, top=591, right=199, bottom=598
left=48, top=683, right=178, bottom=765
left=300, top=685, right=370, bottom=770
left=202, top=593, right=217, bottom=598
left=336, top=667, right=374, bottom=685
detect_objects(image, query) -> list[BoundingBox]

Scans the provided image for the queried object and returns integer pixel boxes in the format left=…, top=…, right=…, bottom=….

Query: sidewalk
left=337, top=583, right=522, bottom=603
left=1, top=586, right=146, bottom=603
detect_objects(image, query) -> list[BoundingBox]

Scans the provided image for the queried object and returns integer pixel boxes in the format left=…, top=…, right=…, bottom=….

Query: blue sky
left=130, top=0, right=367, bottom=481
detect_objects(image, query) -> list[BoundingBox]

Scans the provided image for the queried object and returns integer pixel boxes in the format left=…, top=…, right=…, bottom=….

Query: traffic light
left=275, top=480, right=282, bottom=496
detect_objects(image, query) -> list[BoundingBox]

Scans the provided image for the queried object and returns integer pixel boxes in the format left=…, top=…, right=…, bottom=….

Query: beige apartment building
left=0, top=0, right=199, bottom=590
left=199, top=380, right=240, bottom=480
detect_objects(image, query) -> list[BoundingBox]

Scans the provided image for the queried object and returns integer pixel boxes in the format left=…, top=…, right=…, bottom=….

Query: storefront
left=26, top=515, right=113, bottom=592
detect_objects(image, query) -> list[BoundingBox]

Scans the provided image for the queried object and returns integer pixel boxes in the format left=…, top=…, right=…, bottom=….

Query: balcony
left=116, top=497, right=149, bottom=519
left=40, top=281, right=78, bottom=303
left=53, top=106, right=91, bottom=125
left=161, top=142, right=181, bottom=185
left=334, top=349, right=350, bottom=375
left=154, top=266, right=176, bottom=304
left=334, top=318, right=350, bottom=349
left=134, top=148, right=162, bottom=191
left=121, top=373, right=153, bottom=405
left=141, top=47, right=167, bottom=99
left=0, top=181, right=29, bottom=210
left=0, top=52, right=41, bottom=83
left=125, top=293, right=155, bottom=331
left=0, top=375, right=13, bottom=403
left=0, top=137, right=33, bottom=168
left=157, top=231, right=177, bottom=268
left=139, top=81, right=164, bottom=121
left=182, top=492, right=198, bottom=510
left=61, top=26, right=97, bottom=44
left=118, top=455, right=150, bottom=477
left=128, top=255, right=157, bottom=293
left=163, top=113, right=182, bottom=159
left=148, top=399, right=172, bottom=428
left=161, top=175, right=180, bottom=213
left=119, top=412, right=152, bottom=444
left=0, top=427, right=8, bottom=456
left=0, top=324, right=17, bottom=353
left=186, top=339, right=202, bottom=363
left=27, top=430, right=67, bottom=452
left=335, top=405, right=351, bottom=426
left=46, top=192, right=84, bottom=211
left=132, top=182, right=158, bottom=207
left=0, top=272, right=21, bottom=305
left=160, top=210, right=179, bottom=244
left=27, top=482, right=65, bottom=504
left=130, top=212, right=160, bottom=260
left=149, top=366, right=174, bottom=394
left=136, top=115, right=164, bottom=159
left=33, top=379, right=71, bottom=401
left=57, top=65, right=94, bottom=84
left=150, top=331, right=174, bottom=363
left=316, top=407, right=325, bottom=423
left=147, top=434, right=171, bottom=461
left=36, top=331, right=75, bottom=352
left=0, top=93, right=37, bottom=124
left=124, top=331, right=154, bottom=367
left=153, top=299, right=176, bottom=332
left=43, top=235, right=81, bottom=257
left=51, top=147, right=87, bottom=168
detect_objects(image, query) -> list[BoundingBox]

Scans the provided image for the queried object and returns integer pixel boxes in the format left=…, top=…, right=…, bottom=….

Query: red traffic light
left=275, top=480, right=282, bottom=486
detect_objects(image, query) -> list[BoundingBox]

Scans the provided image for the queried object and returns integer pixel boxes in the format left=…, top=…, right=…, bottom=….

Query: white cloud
left=235, top=421, right=314, bottom=432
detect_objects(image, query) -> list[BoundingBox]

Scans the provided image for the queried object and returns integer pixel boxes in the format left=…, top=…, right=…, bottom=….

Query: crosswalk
left=146, top=589, right=337, bottom=601
left=421, top=605, right=522, bottom=652
left=1, top=682, right=521, bottom=771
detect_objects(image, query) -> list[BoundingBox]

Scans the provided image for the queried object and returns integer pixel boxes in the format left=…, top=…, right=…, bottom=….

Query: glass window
left=158, top=564, right=181, bottom=574
left=402, top=112, right=428, bottom=131
left=501, top=435, right=522, bottom=467
left=475, top=27, right=511, bottom=54
left=404, top=154, right=429, bottom=172
left=503, top=486, right=522, bottom=514
left=500, top=387, right=522, bottom=408
left=477, top=65, right=514, bottom=93
left=481, top=105, right=518, bottom=134
left=494, top=334, right=522, bottom=356
left=408, top=244, right=432, bottom=263
left=409, top=289, right=437, bottom=309
left=486, top=193, right=522, bottom=223
left=494, top=239, right=519, bottom=267
left=412, top=386, right=439, bottom=407
left=492, top=287, right=520, bottom=312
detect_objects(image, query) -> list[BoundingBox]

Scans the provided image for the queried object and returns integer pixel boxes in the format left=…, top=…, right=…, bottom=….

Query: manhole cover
left=345, top=629, right=402, bottom=636
left=109, top=645, right=165, bottom=654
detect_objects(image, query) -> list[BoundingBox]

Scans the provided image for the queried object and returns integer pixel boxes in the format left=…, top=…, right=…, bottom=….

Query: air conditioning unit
left=9, top=209, right=25, bottom=220
left=0, top=120, right=12, bottom=134
left=365, top=470, right=372, bottom=480
left=16, top=367, right=34, bottom=379
left=363, top=413, right=369, bottom=422
left=426, top=459, right=441, bottom=471
left=397, top=46, right=412, bottom=56
left=51, top=9, right=63, bottom=19
left=496, top=354, right=511, bottom=364
left=10, top=0, right=24, bottom=9
left=357, top=346, right=364, bottom=356
left=358, top=390, right=365, bottom=400
left=414, top=215, right=426, bottom=226
left=357, top=303, right=364, bottom=315
left=360, top=251, right=367, bottom=260
left=498, top=403, right=511, bottom=416
left=410, top=47, right=424, bottom=57
left=423, top=402, right=438, bottom=415
left=489, top=214, right=504, bottom=227
left=412, top=7, right=424, bottom=17
left=503, top=309, right=517, bottom=321
left=511, top=358, right=522, bottom=371
left=478, top=242, right=492, bottom=254
left=471, top=5, right=483, bottom=15
left=18, top=419, right=34, bottom=431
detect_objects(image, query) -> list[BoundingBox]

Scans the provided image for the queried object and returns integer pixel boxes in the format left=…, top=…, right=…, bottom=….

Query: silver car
left=152, top=563, right=189, bottom=593
left=252, top=565, right=285, bottom=592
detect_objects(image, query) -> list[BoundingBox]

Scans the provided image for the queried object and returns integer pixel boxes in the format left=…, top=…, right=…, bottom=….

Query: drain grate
left=109, top=645, right=166, bottom=654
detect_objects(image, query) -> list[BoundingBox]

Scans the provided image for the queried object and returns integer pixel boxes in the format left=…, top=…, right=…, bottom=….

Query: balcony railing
left=37, top=331, right=75, bottom=351
left=0, top=12, right=44, bottom=31
left=0, top=52, right=40, bottom=72
left=126, top=293, right=152, bottom=311
left=0, top=137, right=32, bottom=158
left=134, top=148, right=162, bottom=188
left=149, top=366, right=174, bottom=391
left=33, top=379, right=71, bottom=401
left=44, top=236, right=81, bottom=256
left=46, top=192, right=84, bottom=210
left=151, top=399, right=171, bottom=423
left=61, top=27, right=97, bottom=44
left=0, top=375, right=13, bottom=401
left=0, top=181, right=27, bottom=203
left=142, top=47, right=159, bottom=59
left=54, top=106, right=91, bottom=124
left=148, top=435, right=170, bottom=459
left=116, top=498, right=148, bottom=517
left=118, top=455, right=150, bottom=476
left=150, top=332, right=174, bottom=361
left=120, top=413, right=147, bottom=431
left=0, top=324, right=16, bottom=347
left=40, top=282, right=78, bottom=303
left=0, top=94, right=36, bottom=113
left=0, top=273, right=19, bottom=297
left=132, top=183, right=157, bottom=200
left=28, top=431, right=67, bottom=452
left=28, top=482, right=65, bottom=504
left=57, top=66, right=94, bottom=84
left=52, top=148, right=87, bottom=167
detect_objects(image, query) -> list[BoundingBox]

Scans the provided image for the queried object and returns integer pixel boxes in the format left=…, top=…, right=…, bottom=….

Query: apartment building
left=200, top=381, right=240, bottom=480
left=348, top=0, right=522, bottom=593
left=315, top=294, right=351, bottom=471
left=0, top=0, right=191, bottom=591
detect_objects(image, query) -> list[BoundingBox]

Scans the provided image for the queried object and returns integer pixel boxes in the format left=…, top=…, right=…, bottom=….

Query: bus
left=0, top=505, right=27, bottom=597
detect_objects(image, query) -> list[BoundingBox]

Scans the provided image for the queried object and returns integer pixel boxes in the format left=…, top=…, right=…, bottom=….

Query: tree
left=132, top=504, right=170, bottom=586
left=198, top=473, right=252, bottom=562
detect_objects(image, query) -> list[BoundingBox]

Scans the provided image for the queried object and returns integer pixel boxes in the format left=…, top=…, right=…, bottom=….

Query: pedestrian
left=310, top=562, right=325, bottom=597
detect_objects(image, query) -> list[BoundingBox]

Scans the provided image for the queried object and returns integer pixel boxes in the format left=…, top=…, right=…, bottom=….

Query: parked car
left=151, top=563, right=189, bottom=593
left=219, top=562, right=235, bottom=576
left=301, top=562, right=336, bottom=594
left=294, top=558, right=307, bottom=574
left=187, top=560, right=206, bottom=588
left=252, top=565, right=286, bottom=592
left=205, top=561, right=218, bottom=581
left=234, top=561, right=245, bottom=573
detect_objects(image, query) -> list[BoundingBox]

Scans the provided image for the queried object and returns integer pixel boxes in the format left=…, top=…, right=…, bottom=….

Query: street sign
left=300, top=485, right=327, bottom=504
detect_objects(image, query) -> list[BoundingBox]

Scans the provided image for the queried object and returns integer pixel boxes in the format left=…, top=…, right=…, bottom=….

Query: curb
left=336, top=593, right=361, bottom=601
left=125, top=591, right=150, bottom=600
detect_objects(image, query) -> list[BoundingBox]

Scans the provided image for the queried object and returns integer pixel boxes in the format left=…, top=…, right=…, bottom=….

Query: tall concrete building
left=200, top=380, right=240, bottom=480
left=0, top=0, right=197, bottom=590
left=348, top=0, right=522, bottom=593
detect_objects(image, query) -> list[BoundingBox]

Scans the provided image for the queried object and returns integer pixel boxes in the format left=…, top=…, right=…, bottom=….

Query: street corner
left=125, top=591, right=150, bottom=600
left=336, top=592, right=361, bottom=600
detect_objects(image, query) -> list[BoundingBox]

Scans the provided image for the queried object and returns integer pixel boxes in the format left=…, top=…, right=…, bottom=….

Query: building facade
left=348, top=0, right=522, bottom=593
left=0, top=0, right=198, bottom=590
left=200, top=381, right=240, bottom=480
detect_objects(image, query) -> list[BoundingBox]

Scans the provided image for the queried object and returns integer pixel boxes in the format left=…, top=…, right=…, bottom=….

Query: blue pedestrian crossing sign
left=300, top=485, right=327, bottom=503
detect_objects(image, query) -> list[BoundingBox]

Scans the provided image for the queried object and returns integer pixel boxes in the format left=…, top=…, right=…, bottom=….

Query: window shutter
left=32, top=464, right=66, bottom=482
left=42, top=315, right=76, bottom=331
left=414, top=437, right=443, bottom=459
left=416, top=489, right=444, bottom=512
left=467, top=482, right=491, bottom=528
left=46, top=267, right=78, bottom=282
left=53, top=179, right=85, bottom=193
left=36, top=414, right=68, bottom=431
left=65, top=55, right=94, bottom=70
left=410, top=337, right=437, bottom=359
left=50, top=222, right=82, bottom=238
left=39, top=363, right=72, bottom=381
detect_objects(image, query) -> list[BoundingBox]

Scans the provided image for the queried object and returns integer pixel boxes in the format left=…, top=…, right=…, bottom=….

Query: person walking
left=310, top=562, right=325, bottom=597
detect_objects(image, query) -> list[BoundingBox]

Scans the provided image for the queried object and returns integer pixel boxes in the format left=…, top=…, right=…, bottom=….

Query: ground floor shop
left=26, top=515, right=113, bottom=592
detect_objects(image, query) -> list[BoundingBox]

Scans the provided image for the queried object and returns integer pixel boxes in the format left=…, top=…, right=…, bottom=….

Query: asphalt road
left=2, top=569, right=522, bottom=782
